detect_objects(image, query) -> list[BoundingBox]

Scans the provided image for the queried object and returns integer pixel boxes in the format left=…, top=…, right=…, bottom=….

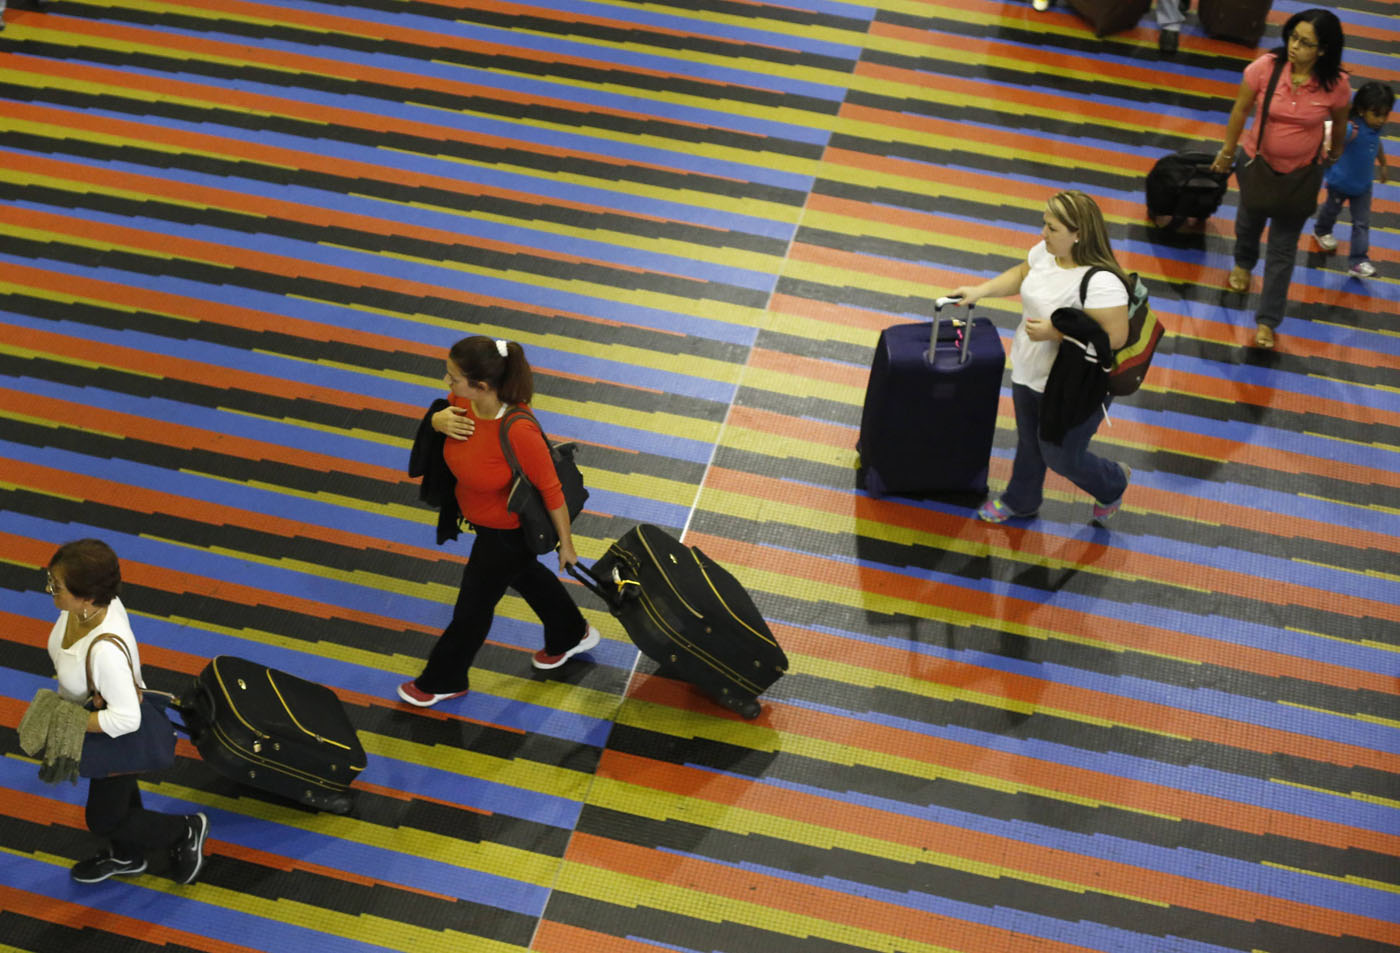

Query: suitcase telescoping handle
left=566, top=561, right=623, bottom=612
left=929, top=295, right=973, bottom=366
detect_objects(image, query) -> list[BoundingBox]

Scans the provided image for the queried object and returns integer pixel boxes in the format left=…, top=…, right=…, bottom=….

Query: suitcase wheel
left=715, top=689, right=762, bottom=720
left=863, top=466, right=887, bottom=498
left=319, top=792, right=355, bottom=815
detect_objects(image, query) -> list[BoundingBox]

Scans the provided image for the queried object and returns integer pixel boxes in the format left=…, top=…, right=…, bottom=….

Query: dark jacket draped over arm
left=408, top=398, right=462, bottom=545
left=1041, top=308, right=1114, bottom=445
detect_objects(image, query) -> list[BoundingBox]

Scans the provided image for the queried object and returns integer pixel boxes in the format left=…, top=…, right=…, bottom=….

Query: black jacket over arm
left=408, top=398, right=462, bottom=545
left=1041, top=308, right=1114, bottom=445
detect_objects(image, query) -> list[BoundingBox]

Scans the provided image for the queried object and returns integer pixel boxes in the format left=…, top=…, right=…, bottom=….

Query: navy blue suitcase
left=858, top=299, right=1005, bottom=497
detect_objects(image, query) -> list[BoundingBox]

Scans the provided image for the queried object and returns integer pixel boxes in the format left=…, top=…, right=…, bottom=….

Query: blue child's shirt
left=1324, top=119, right=1383, bottom=197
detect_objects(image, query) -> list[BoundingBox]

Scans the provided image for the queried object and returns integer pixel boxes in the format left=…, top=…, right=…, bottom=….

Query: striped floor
left=2, top=1, right=1398, bottom=952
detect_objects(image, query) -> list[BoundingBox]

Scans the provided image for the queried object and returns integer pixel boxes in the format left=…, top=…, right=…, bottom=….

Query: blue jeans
left=1000, top=384, right=1128, bottom=515
left=1315, top=185, right=1373, bottom=266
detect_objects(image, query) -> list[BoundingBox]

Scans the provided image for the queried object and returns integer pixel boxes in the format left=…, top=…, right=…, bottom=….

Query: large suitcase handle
left=929, top=295, right=973, bottom=366
left=566, top=561, right=626, bottom=611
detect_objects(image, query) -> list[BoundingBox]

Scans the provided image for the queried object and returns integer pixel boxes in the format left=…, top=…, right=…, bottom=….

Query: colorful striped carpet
left=2, top=0, right=1397, bottom=951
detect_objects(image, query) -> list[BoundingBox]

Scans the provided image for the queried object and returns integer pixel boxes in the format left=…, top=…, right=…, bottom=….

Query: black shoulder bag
left=1237, top=55, right=1325, bottom=220
left=498, top=407, right=589, bottom=555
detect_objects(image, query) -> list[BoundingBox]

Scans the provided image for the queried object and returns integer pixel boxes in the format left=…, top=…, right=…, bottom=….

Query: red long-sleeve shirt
left=441, top=395, right=563, bottom=530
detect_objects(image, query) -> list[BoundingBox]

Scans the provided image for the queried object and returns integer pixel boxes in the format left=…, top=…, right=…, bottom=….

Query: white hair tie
left=495, top=339, right=508, bottom=358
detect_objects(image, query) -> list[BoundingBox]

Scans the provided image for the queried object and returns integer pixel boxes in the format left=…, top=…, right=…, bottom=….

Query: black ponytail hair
left=448, top=336, right=534, bottom=405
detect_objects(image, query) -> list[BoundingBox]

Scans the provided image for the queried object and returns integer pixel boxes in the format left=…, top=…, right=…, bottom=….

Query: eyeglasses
left=44, top=572, right=62, bottom=595
left=1288, top=34, right=1318, bottom=49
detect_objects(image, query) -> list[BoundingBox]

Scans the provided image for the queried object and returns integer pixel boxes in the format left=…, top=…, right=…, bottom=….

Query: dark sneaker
left=71, top=851, right=146, bottom=883
left=396, top=681, right=467, bottom=707
left=532, top=625, right=601, bottom=670
left=170, top=813, right=208, bottom=885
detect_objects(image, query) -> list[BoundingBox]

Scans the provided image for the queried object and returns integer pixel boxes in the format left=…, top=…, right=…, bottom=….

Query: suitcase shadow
left=856, top=532, right=1114, bottom=735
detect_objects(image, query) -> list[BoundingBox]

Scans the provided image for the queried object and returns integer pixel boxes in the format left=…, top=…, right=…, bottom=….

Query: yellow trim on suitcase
left=267, top=671, right=352, bottom=751
left=205, top=720, right=362, bottom=790
left=210, top=658, right=353, bottom=752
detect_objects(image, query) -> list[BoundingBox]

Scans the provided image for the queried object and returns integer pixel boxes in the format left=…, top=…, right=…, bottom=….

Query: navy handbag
left=78, top=634, right=177, bottom=779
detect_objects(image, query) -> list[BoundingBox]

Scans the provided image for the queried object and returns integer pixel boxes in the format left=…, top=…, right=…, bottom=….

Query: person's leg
left=1231, top=199, right=1265, bottom=272
left=1228, top=197, right=1267, bottom=291
left=1347, top=188, right=1372, bottom=268
left=414, top=528, right=519, bottom=694
left=998, top=384, right=1048, bottom=516
left=1038, top=403, right=1129, bottom=507
left=1254, top=211, right=1307, bottom=330
left=510, top=555, right=588, bottom=657
left=1155, top=0, right=1184, bottom=53
left=75, top=775, right=191, bottom=882
left=1313, top=187, right=1344, bottom=245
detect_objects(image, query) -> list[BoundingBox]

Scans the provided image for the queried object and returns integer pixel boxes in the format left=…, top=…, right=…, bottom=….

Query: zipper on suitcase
left=635, top=590, right=764, bottom=693
left=688, top=551, right=778, bottom=646
left=634, top=528, right=703, bottom=619
left=267, top=673, right=352, bottom=751
left=212, top=660, right=352, bottom=751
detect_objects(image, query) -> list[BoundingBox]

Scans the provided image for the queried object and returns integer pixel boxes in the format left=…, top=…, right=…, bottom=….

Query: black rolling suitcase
left=568, top=524, right=786, bottom=720
left=180, top=656, right=365, bottom=814
left=1198, top=0, right=1272, bottom=47
left=1065, top=0, right=1152, bottom=36
left=858, top=298, right=1005, bottom=497
left=1146, top=148, right=1230, bottom=230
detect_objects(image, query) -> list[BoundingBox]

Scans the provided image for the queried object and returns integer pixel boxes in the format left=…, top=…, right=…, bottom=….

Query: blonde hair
left=1047, top=190, right=1129, bottom=288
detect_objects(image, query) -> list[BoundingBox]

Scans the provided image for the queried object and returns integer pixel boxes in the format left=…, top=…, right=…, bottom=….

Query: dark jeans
left=1315, top=185, right=1373, bottom=266
left=416, top=526, right=586, bottom=694
left=1001, top=384, right=1128, bottom=515
left=1233, top=200, right=1308, bottom=331
left=87, top=775, right=186, bottom=860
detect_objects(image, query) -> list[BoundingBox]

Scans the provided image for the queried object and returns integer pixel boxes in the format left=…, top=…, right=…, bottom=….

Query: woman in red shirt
left=1210, top=8, right=1350, bottom=350
left=398, top=336, right=599, bottom=707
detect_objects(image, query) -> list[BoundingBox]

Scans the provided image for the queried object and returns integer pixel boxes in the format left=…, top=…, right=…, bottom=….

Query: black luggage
left=568, top=524, right=786, bottom=720
left=1065, top=0, right=1152, bottom=37
left=180, top=656, right=365, bottom=814
left=1197, top=0, right=1272, bottom=48
left=1145, top=148, right=1230, bottom=230
left=858, top=298, right=1005, bottom=498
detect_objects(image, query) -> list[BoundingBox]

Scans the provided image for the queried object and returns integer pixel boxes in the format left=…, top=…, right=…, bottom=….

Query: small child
left=1315, top=82, right=1393, bottom=279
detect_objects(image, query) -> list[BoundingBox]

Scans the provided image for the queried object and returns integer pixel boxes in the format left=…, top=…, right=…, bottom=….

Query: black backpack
left=1145, top=148, right=1230, bottom=230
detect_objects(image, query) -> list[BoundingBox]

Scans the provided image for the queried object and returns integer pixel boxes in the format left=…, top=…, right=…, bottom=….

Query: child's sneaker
left=1314, top=233, right=1338, bottom=252
left=1348, top=261, right=1376, bottom=278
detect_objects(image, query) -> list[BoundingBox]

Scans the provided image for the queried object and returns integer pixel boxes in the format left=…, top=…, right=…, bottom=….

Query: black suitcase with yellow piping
left=568, top=524, right=786, bottom=720
left=181, top=656, right=365, bottom=814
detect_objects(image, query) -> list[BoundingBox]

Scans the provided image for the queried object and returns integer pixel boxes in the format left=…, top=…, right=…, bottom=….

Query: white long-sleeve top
left=47, top=598, right=145, bottom=738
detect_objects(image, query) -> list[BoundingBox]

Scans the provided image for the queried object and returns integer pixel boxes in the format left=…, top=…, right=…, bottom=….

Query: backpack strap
left=85, top=632, right=141, bottom=701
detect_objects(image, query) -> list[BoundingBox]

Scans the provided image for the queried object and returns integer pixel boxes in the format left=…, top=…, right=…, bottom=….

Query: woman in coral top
left=398, top=336, right=599, bottom=707
left=1210, top=8, right=1350, bottom=350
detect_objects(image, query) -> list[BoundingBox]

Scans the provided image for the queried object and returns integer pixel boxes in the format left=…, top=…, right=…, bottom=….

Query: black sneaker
left=71, top=851, right=147, bottom=883
left=170, top=813, right=209, bottom=885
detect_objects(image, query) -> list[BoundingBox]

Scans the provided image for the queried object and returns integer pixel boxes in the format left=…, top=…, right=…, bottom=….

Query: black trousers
left=416, top=526, right=587, bottom=694
left=86, top=775, right=186, bottom=860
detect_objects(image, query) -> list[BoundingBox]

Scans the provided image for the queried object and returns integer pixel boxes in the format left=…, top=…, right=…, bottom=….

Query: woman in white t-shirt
left=949, top=191, right=1132, bottom=524
left=46, top=539, right=209, bottom=885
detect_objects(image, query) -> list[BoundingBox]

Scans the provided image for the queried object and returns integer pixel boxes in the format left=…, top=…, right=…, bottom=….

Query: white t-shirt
left=47, top=597, right=145, bottom=737
left=1010, top=241, right=1129, bottom=392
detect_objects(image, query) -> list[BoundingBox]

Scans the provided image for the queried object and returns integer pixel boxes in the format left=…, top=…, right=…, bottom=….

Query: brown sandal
left=1253, top=324, right=1275, bottom=349
left=1227, top=267, right=1250, bottom=293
